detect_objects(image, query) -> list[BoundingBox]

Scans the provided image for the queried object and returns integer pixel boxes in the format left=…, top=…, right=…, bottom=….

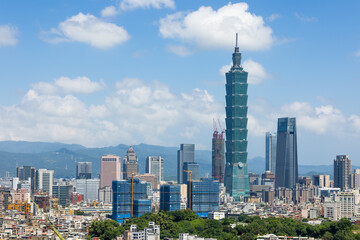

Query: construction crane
left=121, top=172, right=136, bottom=217
left=30, top=198, right=64, bottom=240
left=184, top=170, right=192, bottom=210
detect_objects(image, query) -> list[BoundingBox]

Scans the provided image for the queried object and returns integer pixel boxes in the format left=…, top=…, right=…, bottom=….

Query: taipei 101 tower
left=224, top=33, right=250, bottom=199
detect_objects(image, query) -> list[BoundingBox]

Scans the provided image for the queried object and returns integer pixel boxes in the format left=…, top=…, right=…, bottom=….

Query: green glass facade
left=224, top=41, right=250, bottom=199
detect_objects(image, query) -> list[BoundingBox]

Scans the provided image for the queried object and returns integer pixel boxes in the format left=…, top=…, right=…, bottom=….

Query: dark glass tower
left=212, top=127, right=225, bottom=183
left=224, top=34, right=250, bottom=198
left=275, top=117, right=298, bottom=189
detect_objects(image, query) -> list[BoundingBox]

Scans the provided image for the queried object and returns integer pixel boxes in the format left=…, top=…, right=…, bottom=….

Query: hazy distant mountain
left=0, top=141, right=355, bottom=180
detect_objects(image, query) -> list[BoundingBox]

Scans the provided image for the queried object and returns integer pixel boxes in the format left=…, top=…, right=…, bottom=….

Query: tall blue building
left=177, top=144, right=195, bottom=184
left=275, top=117, right=298, bottom=189
left=224, top=34, right=250, bottom=199
left=112, top=178, right=151, bottom=223
left=183, top=162, right=199, bottom=183
left=160, top=184, right=181, bottom=211
left=188, top=178, right=219, bottom=218
left=265, top=132, right=277, bottom=173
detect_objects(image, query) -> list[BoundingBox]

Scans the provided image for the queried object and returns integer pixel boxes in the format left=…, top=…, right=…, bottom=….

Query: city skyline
left=0, top=1, right=360, bottom=166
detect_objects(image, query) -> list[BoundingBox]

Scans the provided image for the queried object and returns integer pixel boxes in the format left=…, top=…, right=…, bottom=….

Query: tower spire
left=235, top=33, right=239, bottom=53
left=232, top=33, right=241, bottom=68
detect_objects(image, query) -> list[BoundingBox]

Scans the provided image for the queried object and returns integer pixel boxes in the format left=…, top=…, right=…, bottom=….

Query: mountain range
left=0, top=141, right=351, bottom=180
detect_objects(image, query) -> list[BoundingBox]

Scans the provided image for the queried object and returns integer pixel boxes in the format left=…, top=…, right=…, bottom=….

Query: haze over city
left=0, top=0, right=360, bottom=165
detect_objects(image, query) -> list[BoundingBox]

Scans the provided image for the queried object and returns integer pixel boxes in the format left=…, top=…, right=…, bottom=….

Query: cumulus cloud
left=32, top=76, right=105, bottom=94
left=159, top=2, right=274, bottom=51
left=219, top=59, right=269, bottom=84
left=166, top=45, right=192, bottom=56
left=40, top=13, right=130, bottom=49
left=120, top=0, right=175, bottom=10
left=0, top=25, right=19, bottom=47
left=0, top=78, right=222, bottom=147
left=101, top=6, right=118, bottom=17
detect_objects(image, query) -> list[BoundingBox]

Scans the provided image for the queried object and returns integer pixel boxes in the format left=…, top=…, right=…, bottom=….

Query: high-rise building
left=112, top=178, right=151, bottom=223
left=188, top=178, right=219, bottom=217
left=52, top=184, right=73, bottom=207
left=265, top=132, right=277, bottom=173
left=123, top=146, right=139, bottom=180
left=224, top=34, right=250, bottom=199
left=76, top=162, right=92, bottom=179
left=17, top=166, right=36, bottom=194
left=212, top=125, right=225, bottom=183
left=177, top=144, right=195, bottom=184
left=75, top=179, right=100, bottom=202
left=312, top=175, right=331, bottom=188
left=334, top=155, right=351, bottom=190
left=100, top=154, right=121, bottom=188
left=275, top=117, right=298, bottom=189
left=145, top=156, right=164, bottom=182
left=36, top=169, right=54, bottom=196
left=183, top=162, right=199, bottom=183
left=160, top=184, right=181, bottom=211
left=349, top=169, right=360, bottom=189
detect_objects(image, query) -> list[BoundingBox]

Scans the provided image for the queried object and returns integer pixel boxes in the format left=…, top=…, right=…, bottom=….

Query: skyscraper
left=265, top=132, right=277, bottom=173
left=224, top=34, right=250, bottom=198
left=36, top=169, right=54, bottom=196
left=334, top=155, right=351, bottom=190
left=17, top=166, right=36, bottom=194
left=275, top=117, right=298, bottom=189
left=145, top=156, right=164, bottom=182
left=123, top=146, right=139, bottom=180
left=183, top=162, right=199, bottom=183
left=177, top=144, right=195, bottom=184
left=76, top=162, right=92, bottom=179
left=100, top=154, right=121, bottom=188
left=160, top=184, right=181, bottom=211
left=212, top=126, right=225, bottom=183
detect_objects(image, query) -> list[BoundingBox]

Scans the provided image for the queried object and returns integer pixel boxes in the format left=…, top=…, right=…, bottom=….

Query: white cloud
left=295, top=13, right=317, bottom=22
left=355, top=50, right=360, bottom=57
left=0, top=25, right=19, bottom=47
left=40, top=13, right=130, bottom=49
left=268, top=14, right=281, bottom=22
left=219, top=59, right=269, bottom=84
left=167, top=45, right=192, bottom=56
left=101, top=6, right=118, bottom=17
left=32, top=76, right=105, bottom=94
left=159, top=2, right=274, bottom=51
left=0, top=78, right=222, bottom=147
left=120, top=0, right=175, bottom=10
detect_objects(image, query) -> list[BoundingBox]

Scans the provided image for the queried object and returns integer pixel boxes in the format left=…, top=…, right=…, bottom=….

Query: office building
left=261, top=171, right=275, bottom=187
left=76, top=162, right=92, bottom=179
left=100, top=154, right=121, bottom=188
left=137, top=173, right=159, bottom=190
left=265, top=132, right=277, bottom=173
left=52, top=184, right=73, bottom=207
left=112, top=178, right=151, bottom=223
left=349, top=169, right=360, bottom=189
left=99, top=186, right=112, bottom=203
left=36, top=169, right=54, bottom=196
left=177, top=144, right=195, bottom=184
left=275, top=117, right=298, bottom=189
left=160, top=184, right=181, bottom=211
left=334, top=155, right=351, bottom=190
left=224, top=34, right=250, bottom=199
left=123, top=146, right=139, bottom=180
left=212, top=126, right=225, bottom=183
left=75, top=179, right=100, bottom=202
left=146, top=156, right=164, bottom=182
left=183, top=162, right=199, bottom=184
left=312, top=175, right=331, bottom=188
left=17, top=166, right=36, bottom=194
left=188, top=178, right=219, bottom=217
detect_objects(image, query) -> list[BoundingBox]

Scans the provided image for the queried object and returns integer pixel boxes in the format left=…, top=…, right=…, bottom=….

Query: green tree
left=88, top=220, right=124, bottom=240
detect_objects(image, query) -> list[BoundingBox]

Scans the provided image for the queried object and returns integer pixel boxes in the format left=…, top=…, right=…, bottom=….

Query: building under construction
left=212, top=120, right=225, bottom=183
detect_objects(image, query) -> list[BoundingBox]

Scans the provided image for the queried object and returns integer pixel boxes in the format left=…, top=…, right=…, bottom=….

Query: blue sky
left=0, top=0, right=359, bottom=165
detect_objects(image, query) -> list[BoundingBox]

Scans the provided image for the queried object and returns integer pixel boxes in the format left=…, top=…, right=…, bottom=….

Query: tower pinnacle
left=232, top=33, right=241, bottom=69
left=235, top=33, right=239, bottom=53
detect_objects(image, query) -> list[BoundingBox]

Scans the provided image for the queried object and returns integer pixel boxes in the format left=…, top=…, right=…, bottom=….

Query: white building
left=37, top=169, right=54, bottom=196
left=179, top=233, right=216, bottom=240
left=75, top=179, right=100, bottom=202
left=125, top=222, right=160, bottom=240
left=145, top=156, right=164, bottom=182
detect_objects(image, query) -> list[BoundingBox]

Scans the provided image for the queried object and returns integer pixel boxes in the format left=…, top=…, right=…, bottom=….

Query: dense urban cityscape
left=1, top=0, right=360, bottom=240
